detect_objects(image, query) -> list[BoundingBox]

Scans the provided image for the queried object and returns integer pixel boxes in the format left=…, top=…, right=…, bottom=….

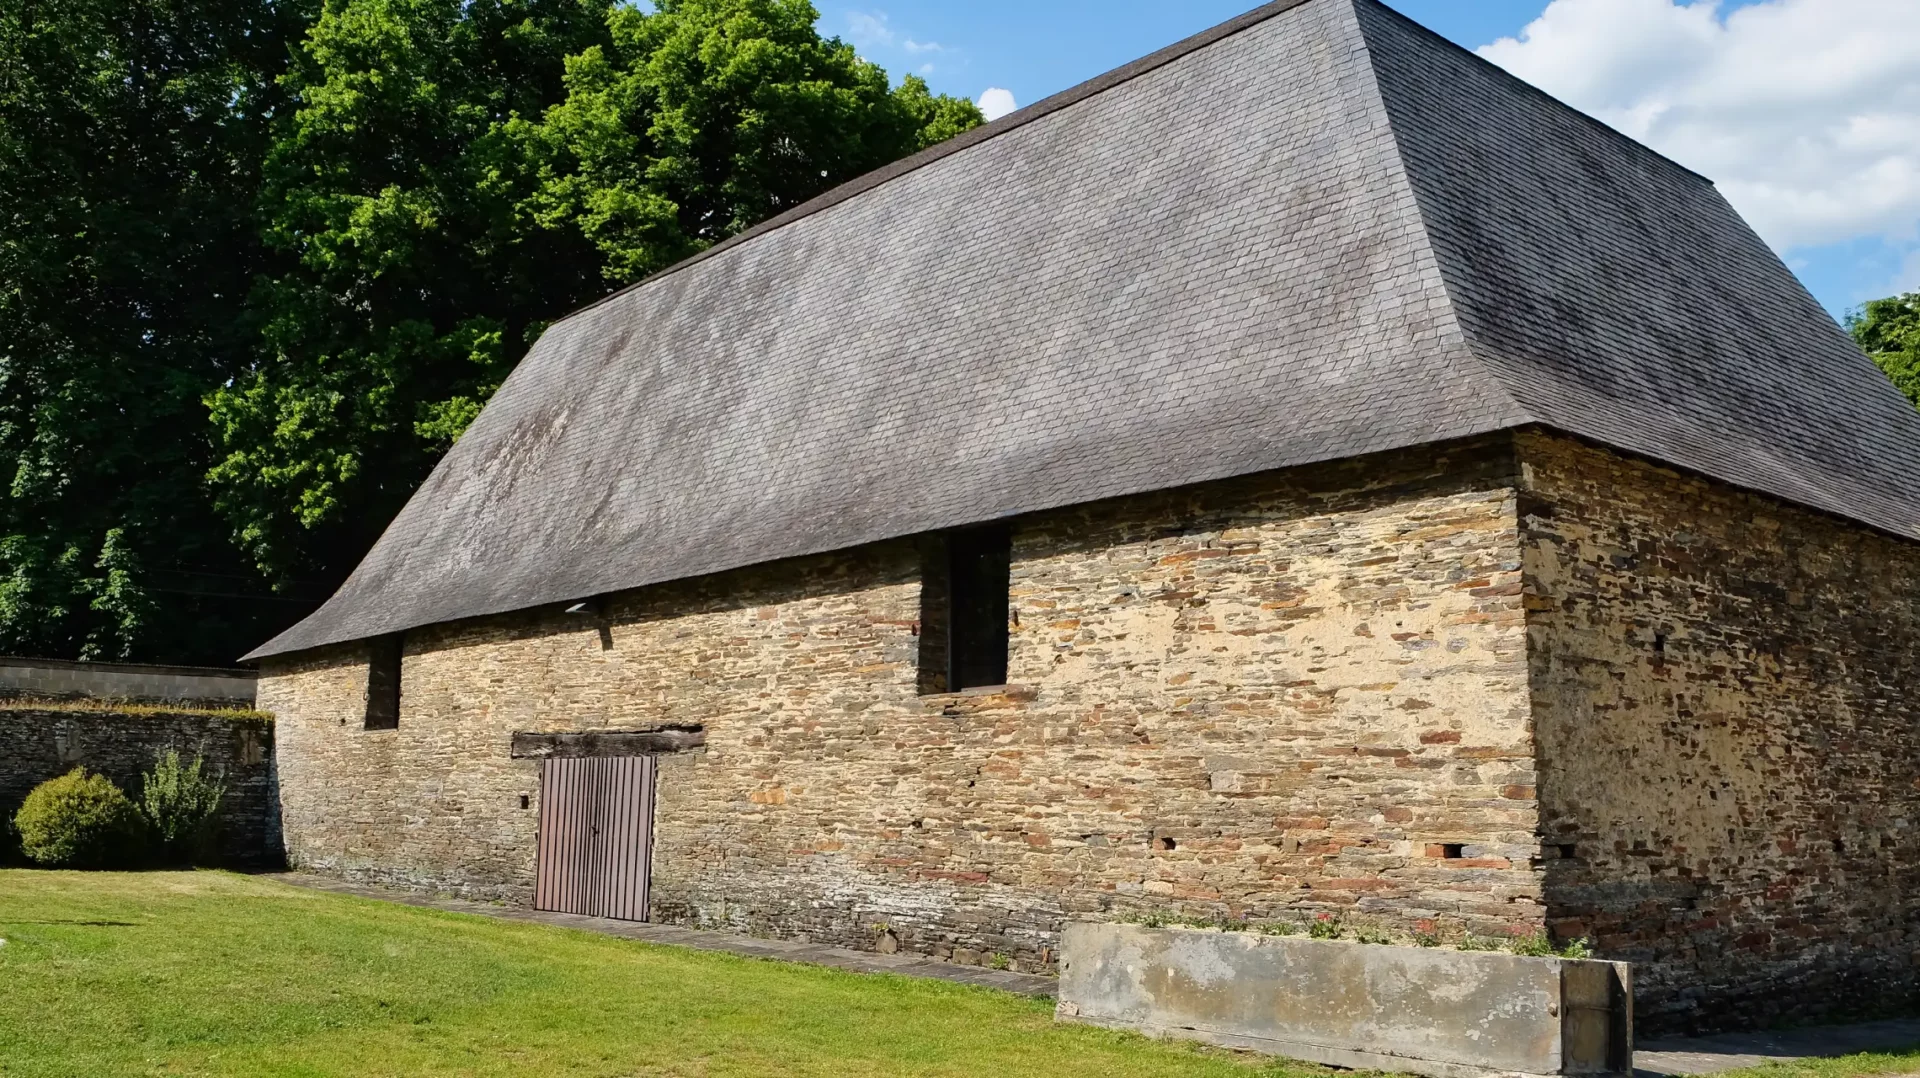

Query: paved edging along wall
left=0, top=708, right=281, bottom=866
left=1056, top=922, right=1632, bottom=1078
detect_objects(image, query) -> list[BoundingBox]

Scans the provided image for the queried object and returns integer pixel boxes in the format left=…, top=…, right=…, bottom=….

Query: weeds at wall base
left=1118, top=910, right=1596, bottom=960
left=0, top=695, right=271, bottom=722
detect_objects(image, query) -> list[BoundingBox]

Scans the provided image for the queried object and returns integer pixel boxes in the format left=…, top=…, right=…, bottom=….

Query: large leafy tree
left=208, top=0, right=981, bottom=591
left=1851, top=293, right=1920, bottom=411
left=206, top=0, right=619, bottom=590
left=523, top=0, right=981, bottom=280
left=0, top=0, right=312, bottom=661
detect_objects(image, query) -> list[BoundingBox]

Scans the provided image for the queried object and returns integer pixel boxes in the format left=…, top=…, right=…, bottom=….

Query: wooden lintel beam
left=509, top=728, right=706, bottom=759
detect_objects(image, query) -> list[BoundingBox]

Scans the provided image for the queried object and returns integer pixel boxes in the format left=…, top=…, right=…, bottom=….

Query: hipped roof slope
left=247, top=0, right=1920, bottom=660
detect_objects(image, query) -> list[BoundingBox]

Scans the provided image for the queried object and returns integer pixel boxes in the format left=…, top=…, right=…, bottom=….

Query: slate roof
left=246, top=0, right=1920, bottom=661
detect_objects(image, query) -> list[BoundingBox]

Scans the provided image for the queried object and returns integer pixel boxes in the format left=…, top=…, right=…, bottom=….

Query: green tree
left=523, top=0, right=983, bottom=280
left=206, top=0, right=618, bottom=589
left=208, top=0, right=982, bottom=587
left=0, top=0, right=312, bottom=661
left=1851, top=292, right=1920, bottom=411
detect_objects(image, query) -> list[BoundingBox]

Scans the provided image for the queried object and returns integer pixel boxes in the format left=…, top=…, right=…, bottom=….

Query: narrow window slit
left=364, top=633, right=403, bottom=730
left=918, top=526, right=1012, bottom=693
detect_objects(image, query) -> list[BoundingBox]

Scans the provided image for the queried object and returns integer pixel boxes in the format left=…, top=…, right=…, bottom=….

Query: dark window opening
left=364, top=633, right=403, bottom=730
left=917, top=527, right=1011, bottom=693
left=1439, top=843, right=1465, bottom=859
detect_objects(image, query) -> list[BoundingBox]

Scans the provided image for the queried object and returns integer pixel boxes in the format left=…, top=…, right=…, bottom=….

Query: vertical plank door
left=534, top=755, right=656, bottom=921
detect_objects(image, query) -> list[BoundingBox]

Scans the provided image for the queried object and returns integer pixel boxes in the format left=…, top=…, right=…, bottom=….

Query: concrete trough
left=1056, top=923, right=1632, bottom=1078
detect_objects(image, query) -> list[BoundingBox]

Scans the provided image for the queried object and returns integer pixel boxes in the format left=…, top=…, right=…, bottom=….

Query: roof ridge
left=1350, top=0, right=1538, bottom=434
left=550, top=0, right=1324, bottom=328
left=1358, top=0, right=1712, bottom=186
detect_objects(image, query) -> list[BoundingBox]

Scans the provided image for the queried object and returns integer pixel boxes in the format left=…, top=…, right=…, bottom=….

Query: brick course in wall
left=0, top=708, right=280, bottom=866
left=261, top=438, right=1543, bottom=969
left=1519, top=430, right=1920, bottom=1034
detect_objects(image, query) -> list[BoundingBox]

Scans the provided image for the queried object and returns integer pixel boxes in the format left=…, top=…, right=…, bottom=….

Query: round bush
left=13, top=768, right=147, bottom=868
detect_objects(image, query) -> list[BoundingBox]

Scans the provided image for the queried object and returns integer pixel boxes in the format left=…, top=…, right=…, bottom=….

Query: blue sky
left=828, top=0, right=1917, bottom=320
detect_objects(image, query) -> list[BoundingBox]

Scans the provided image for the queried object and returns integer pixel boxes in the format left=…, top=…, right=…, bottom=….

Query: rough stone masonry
left=256, top=430, right=1920, bottom=1034
left=0, top=706, right=280, bottom=866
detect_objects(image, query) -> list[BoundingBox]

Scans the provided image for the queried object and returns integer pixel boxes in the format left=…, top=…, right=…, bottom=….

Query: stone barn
left=249, top=0, right=1920, bottom=1035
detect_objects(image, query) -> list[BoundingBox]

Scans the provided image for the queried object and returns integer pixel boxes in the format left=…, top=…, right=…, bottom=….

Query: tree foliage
left=1851, top=292, right=1920, bottom=411
left=205, top=0, right=618, bottom=587
left=205, top=0, right=981, bottom=592
left=0, top=0, right=312, bottom=660
left=1, top=0, right=977, bottom=661
left=523, top=0, right=981, bottom=280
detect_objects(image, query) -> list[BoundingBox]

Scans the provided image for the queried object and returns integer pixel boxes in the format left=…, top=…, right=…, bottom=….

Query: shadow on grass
left=1, top=918, right=141, bottom=926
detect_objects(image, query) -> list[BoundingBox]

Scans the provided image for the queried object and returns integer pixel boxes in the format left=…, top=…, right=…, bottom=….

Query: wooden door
left=534, top=755, right=656, bottom=921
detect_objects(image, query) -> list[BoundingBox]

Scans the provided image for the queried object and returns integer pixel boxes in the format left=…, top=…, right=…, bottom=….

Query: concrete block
left=1056, top=923, right=1631, bottom=1078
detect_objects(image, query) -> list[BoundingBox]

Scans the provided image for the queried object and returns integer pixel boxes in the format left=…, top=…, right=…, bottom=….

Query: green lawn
left=0, top=871, right=1334, bottom=1077
left=2, top=871, right=1916, bottom=1078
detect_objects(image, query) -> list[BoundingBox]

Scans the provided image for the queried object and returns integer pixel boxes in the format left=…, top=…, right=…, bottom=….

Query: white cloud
left=847, top=11, right=895, bottom=50
left=1479, top=0, right=1920, bottom=254
left=847, top=12, right=946, bottom=68
left=978, top=87, right=1019, bottom=121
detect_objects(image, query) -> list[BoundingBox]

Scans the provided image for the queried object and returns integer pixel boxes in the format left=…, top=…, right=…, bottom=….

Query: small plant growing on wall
left=1510, top=932, right=1594, bottom=960
left=1307, top=914, right=1344, bottom=940
left=139, top=750, right=226, bottom=866
left=13, top=769, right=147, bottom=868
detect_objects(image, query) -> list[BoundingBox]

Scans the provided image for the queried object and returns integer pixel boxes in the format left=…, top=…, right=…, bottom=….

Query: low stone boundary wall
left=0, top=656, right=255, bottom=709
left=1057, top=923, right=1633, bottom=1078
left=0, top=708, right=280, bottom=867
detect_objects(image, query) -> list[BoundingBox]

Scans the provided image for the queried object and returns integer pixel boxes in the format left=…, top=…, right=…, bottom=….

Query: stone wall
left=261, top=438, right=1544, bottom=970
left=0, top=657, right=256, bottom=708
left=1518, top=430, right=1920, bottom=1034
left=0, top=707, right=280, bottom=866
left=257, top=428, right=1920, bottom=1030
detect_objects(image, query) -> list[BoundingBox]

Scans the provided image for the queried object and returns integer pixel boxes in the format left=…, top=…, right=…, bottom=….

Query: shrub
left=14, top=769, right=147, bottom=868
left=140, top=750, right=226, bottom=866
